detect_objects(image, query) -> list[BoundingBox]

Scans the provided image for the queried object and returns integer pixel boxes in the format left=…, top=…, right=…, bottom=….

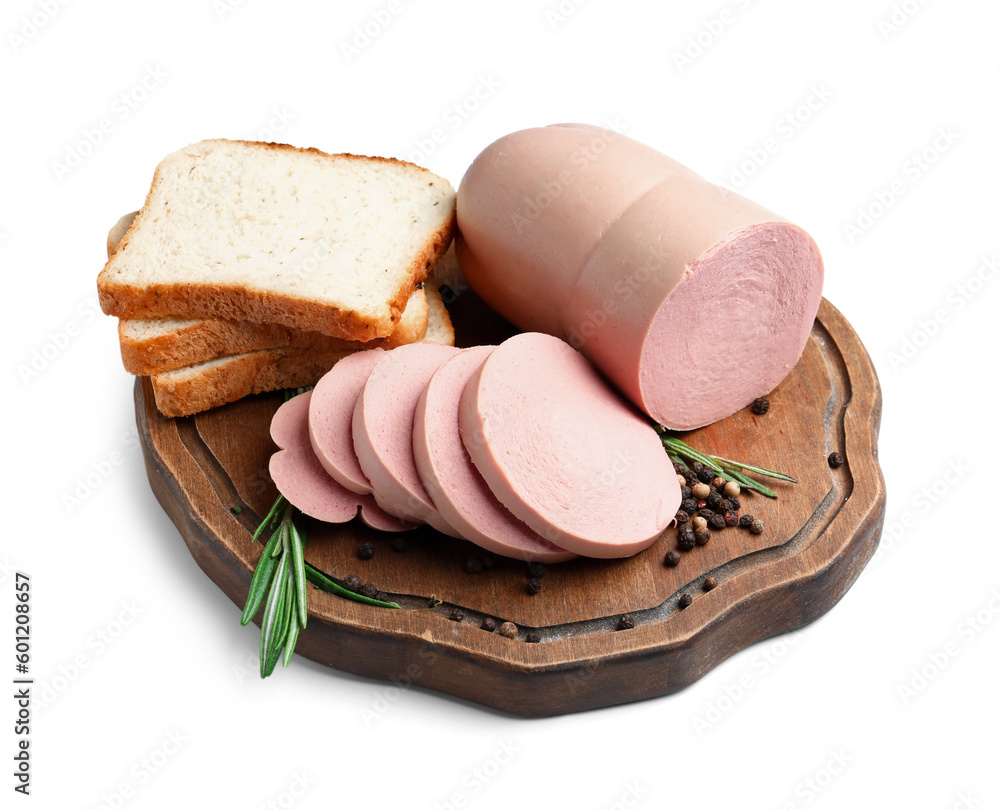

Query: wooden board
left=135, top=295, right=884, bottom=717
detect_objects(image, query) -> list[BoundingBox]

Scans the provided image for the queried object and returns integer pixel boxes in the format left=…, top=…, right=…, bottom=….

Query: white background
left=3, top=0, right=998, bottom=807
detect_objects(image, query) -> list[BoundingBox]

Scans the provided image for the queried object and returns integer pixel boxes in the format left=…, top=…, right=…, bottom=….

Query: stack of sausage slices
left=271, top=333, right=681, bottom=562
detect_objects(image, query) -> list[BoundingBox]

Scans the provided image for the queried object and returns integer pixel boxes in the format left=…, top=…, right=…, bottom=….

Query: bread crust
left=97, top=140, right=456, bottom=341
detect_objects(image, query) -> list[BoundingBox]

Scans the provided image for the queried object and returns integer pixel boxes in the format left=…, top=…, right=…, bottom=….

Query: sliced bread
left=98, top=140, right=456, bottom=340
left=150, top=283, right=455, bottom=417
left=107, top=212, right=430, bottom=374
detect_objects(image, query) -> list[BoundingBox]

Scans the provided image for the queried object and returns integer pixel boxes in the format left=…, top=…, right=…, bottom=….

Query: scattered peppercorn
left=698, top=467, right=715, bottom=483
left=751, top=396, right=770, bottom=415
left=390, top=536, right=408, bottom=553
left=828, top=452, right=844, bottom=469
left=723, top=481, right=741, bottom=498
left=678, top=530, right=696, bottom=551
left=674, top=510, right=689, bottom=525
left=360, top=583, right=379, bottom=599
left=449, top=609, right=465, bottom=622
left=695, top=528, right=711, bottom=545
left=677, top=474, right=687, bottom=487
left=707, top=491, right=723, bottom=509
left=342, top=574, right=362, bottom=591
left=481, top=617, right=497, bottom=632
left=698, top=508, right=717, bottom=521
left=728, top=496, right=741, bottom=511
left=718, top=498, right=734, bottom=512
left=664, top=550, right=682, bottom=567
left=673, top=461, right=688, bottom=475
left=751, top=518, right=766, bottom=534
left=680, top=498, right=699, bottom=514
left=463, top=557, right=483, bottom=574
left=525, top=631, right=541, bottom=644
left=739, top=514, right=755, bottom=529
left=357, top=542, right=375, bottom=560
left=375, top=591, right=391, bottom=603
left=527, top=562, right=545, bottom=578
left=680, top=486, right=693, bottom=499
left=709, top=514, right=726, bottom=530
left=703, top=576, right=718, bottom=591
left=724, top=510, right=740, bottom=527
left=617, top=614, right=636, bottom=630
left=691, top=482, right=711, bottom=500
left=678, top=593, right=693, bottom=608
left=711, top=476, right=726, bottom=490
left=691, top=515, right=708, bottom=531
left=498, top=621, right=518, bottom=638
left=691, top=461, right=704, bottom=473
left=525, top=578, right=542, bottom=595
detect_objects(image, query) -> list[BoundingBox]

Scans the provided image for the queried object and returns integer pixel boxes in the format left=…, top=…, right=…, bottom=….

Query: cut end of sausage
left=639, top=222, right=824, bottom=431
left=459, top=332, right=680, bottom=558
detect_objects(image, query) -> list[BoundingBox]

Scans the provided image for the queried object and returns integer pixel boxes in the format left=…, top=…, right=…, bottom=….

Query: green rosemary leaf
left=282, top=611, right=300, bottom=667
left=662, top=438, right=725, bottom=474
left=304, top=563, right=401, bottom=609
left=717, top=464, right=779, bottom=498
left=275, top=562, right=294, bottom=651
left=240, top=530, right=282, bottom=626
left=289, top=522, right=308, bottom=628
left=709, top=454, right=798, bottom=483
left=253, top=495, right=286, bottom=542
left=259, top=552, right=288, bottom=678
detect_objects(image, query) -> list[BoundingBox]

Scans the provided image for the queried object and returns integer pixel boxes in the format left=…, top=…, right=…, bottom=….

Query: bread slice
left=98, top=140, right=455, bottom=340
left=107, top=211, right=430, bottom=374
left=150, top=283, right=455, bottom=417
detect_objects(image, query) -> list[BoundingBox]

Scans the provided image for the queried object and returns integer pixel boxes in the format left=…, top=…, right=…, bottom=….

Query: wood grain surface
left=135, top=294, right=885, bottom=717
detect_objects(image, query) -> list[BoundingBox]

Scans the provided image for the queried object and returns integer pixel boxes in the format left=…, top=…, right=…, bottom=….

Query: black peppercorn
left=717, top=498, right=734, bottom=513
left=709, top=514, right=726, bottom=530
left=525, top=578, right=542, bottom=595
left=375, top=591, right=390, bottom=603
left=617, top=614, right=636, bottom=630
left=680, top=498, right=699, bottom=514
left=358, top=542, right=375, bottom=560
left=342, top=574, right=362, bottom=591
left=694, top=528, right=711, bottom=545
left=724, top=510, right=740, bottom=527
left=680, top=486, right=693, bottom=499
left=828, top=452, right=844, bottom=469
left=739, top=514, right=754, bottom=528
left=728, top=496, right=741, bottom=511
left=463, top=557, right=483, bottom=574
left=698, top=467, right=715, bottom=483
left=751, top=518, right=766, bottom=534
left=527, top=561, right=546, bottom=578
left=698, top=508, right=717, bottom=521
left=675, top=510, right=689, bottom=525
left=703, top=576, right=718, bottom=591
left=664, top=550, right=682, bottom=567
left=691, top=461, right=704, bottom=473
left=360, top=583, right=379, bottom=599
left=481, top=617, right=497, bottom=632
left=673, top=461, right=688, bottom=474
left=751, top=396, right=770, bottom=415
left=390, top=536, right=408, bottom=553
left=525, top=631, right=541, bottom=643
left=707, top=491, right=723, bottom=509
left=678, top=529, right=696, bottom=551
left=678, top=593, right=693, bottom=608
left=449, top=609, right=465, bottom=622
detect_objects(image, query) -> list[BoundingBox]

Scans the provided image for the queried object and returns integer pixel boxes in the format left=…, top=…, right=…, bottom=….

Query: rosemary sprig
left=241, top=494, right=400, bottom=678
left=660, top=435, right=797, bottom=499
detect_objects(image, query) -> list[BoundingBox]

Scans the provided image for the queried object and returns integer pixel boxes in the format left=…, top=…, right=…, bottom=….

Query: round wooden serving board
left=135, top=295, right=885, bottom=717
